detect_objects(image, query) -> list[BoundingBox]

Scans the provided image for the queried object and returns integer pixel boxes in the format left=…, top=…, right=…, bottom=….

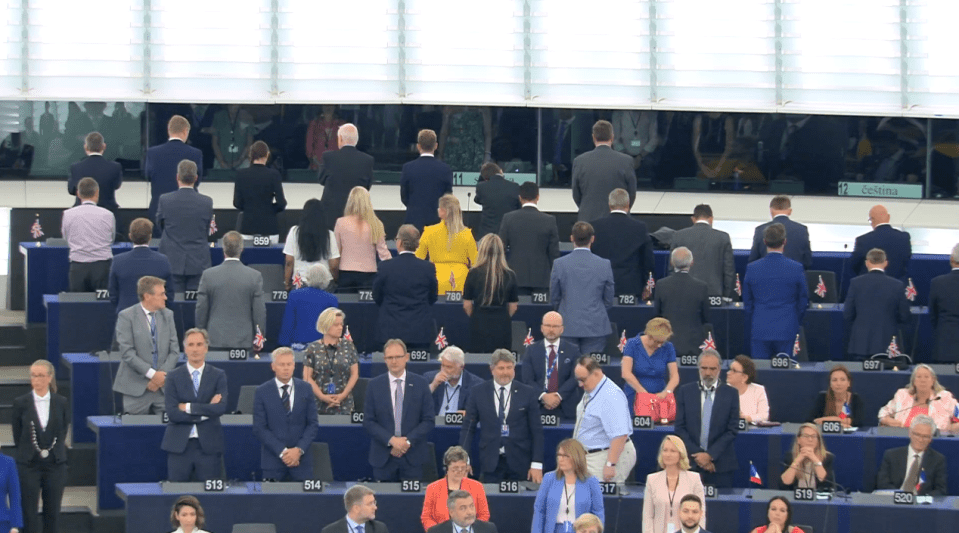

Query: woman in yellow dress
left=416, top=194, right=477, bottom=294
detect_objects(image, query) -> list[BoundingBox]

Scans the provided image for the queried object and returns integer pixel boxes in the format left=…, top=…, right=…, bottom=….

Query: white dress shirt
left=276, top=377, right=295, bottom=412
left=33, top=391, right=51, bottom=429
left=183, top=362, right=205, bottom=439
left=141, top=304, right=159, bottom=379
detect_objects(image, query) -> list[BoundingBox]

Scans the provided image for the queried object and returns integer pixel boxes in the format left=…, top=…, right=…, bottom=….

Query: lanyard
left=444, top=383, right=461, bottom=411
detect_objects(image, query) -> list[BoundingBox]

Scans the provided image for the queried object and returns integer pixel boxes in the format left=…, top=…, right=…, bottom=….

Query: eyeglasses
left=447, top=465, right=469, bottom=473
left=727, top=368, right=742, bottom=374
left=384, top=356, right=405, bottom=362
left=910, top=431, right=933, bottom=441
left=798, top=433, right=818, bottom=439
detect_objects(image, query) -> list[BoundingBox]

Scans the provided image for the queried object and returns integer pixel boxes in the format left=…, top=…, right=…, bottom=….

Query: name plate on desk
left=499, top=480, right=519, bottom=493
left=205, top=351, right=251, bottom=362
left=259, top=481, right=324, bottom=493
left=679, top=354, right=698, bottom=366
left=617, top=294, right=637, bottom=306
left=862, top=359, right=883, bottom=372
left=589, top=353, right=610, bottom=365
left=877, top=426, right=910, bottom=437
left=322, top=415, right=355, bottom=425
left=58, top=292, right=98, bottom=302
left=95, top=289, right=110, bottom=300
left=531, top=290, right=549, bottom=304
left=358, top=290, right=374, bottom=302
left=821, top=421, right=843, bottom=434
left=271, top=290, right=289, bottom=301
left=401, top=480, right=422, bottom=492
left=183, top=291, right=198, bottom=301
left=252, top=235, right=271, bottom=247
left=228, top=349, right=248, bottom=360
left=445, top=291, right=463, bottom=303
left=221, top=415, right=253, bottom=425
left=708, top=296, right=724, bottom=307
left=440, top=413, right=464, bottom=425
left=161, top=482, right=208, bottom=494
left=540, top=413, right=559, bottom=427
left=770, top=355, right=792, bottom=369
left=410, top=350, right=430, bottom=362
left=749, top=489, right=792, bottom=501
left=121, top=414, right=165, bottom=425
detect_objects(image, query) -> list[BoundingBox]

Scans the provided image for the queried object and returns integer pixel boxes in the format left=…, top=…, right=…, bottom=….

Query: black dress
left=463, top=266, right=518, bottom=353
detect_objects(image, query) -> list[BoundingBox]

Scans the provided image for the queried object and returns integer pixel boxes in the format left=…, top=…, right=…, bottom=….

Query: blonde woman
left=878, top=363, right=959, bottom=432
left=416, top=193, right=478, bottom=294
left=463, top=234, right=518, bottom=353
left=642, top=435, right=706, bottom=533
left=334, top=187, right=391, bottom=290
left=303, top=308, right=359, bottom=415
left=779, top=423, right=834, bottom=491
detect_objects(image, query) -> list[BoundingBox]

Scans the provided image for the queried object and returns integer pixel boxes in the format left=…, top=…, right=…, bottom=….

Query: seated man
left=426, top=490, right=498, bottom=533
left=876, top=415, right=947, bottom=495
left=519, top=311, right=581, bottom=420
left=62, top=177, right=115, bottom=292
left=844, top=248, right=910, bottom=360
left=321, top=485, right=389, bottom=533
left=425, top=346, right=482, bottom=416
left=108, top=218, right=173, bottom=313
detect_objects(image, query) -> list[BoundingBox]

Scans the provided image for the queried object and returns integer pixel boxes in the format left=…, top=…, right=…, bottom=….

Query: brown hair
left=824, top=364, right=852, bottom=417
left=170, top=495, right=205, bottom=529
left=84, top=132, right=105, bottom=153
left=128, top=218, right=153, bottom=245
left=77, top=177, right=99, bottom=200
left=250, top=140, right=270, bottom=162
left=137, top=276, right=166, bottom=302
left=417, top=129, right=437, bottom=152
left=168, top=115, right=191, bottom=136
left=554, top=438, right=590, bottom=481
left=733, top=354, right=757, bottom=384
left=572, top=222, right=594, bottom=247
left=770, top=195, right=791, bottom=210
left=592, top=120, right=613, bottom=142
left=763, top=223, right=786, bottom=249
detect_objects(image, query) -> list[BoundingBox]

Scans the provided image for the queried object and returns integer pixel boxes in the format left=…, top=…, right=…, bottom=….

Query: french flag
left=916, top=469, right=926, bottom=493
left=749, top=461, right=763, bottom=485
left=840, top=402, right=851, bottom=420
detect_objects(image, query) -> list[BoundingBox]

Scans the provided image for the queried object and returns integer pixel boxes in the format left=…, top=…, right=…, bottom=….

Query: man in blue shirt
left=573, top=356, right=636, bottom=483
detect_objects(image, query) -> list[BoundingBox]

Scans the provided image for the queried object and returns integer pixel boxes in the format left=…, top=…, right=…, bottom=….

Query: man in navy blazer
left=549, top=222, right=615, bottom=355
left=252, top=347, right=319, bottom=481
left=851, top=205, right=913, bottom=282
left=145, top=115, right=203, bottom=234
left=425, top=346, right=482, bottom=415
left=844, top=248, right=910, bottom=359
left=156, top=160, right=213, bottom=292
left=319, top=124, right=374, bottom=229
left=743, top=223, right=809, bottom=359
left=590, top=188, right=655, bottom=297
left=372, top=225, right=438, bottom=350
left=674, top=350, right=740, bottom=488
left=748, top=195, right=812, bottom=269
left=401, top=129, right=453, bottom=231
left=68, top=132, right=123, bottom=213
left=519, top=311, right=581, bottom=420
left=363, top=339, right=435, bottom=481
left=161, top=328, right=228, bottom=482
left=108, top=218, right=173, bottom=313
left=460, top=350, right=544, bottom=484
left=929, top=245, right=959, bottom=363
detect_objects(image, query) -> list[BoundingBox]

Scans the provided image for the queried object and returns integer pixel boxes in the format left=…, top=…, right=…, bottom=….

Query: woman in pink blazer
left=878, top=364, right=959, bottom=432
left=643, top=435, right=706, bottom=533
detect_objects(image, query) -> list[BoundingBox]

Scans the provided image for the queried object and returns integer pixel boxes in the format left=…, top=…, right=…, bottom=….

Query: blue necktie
left=356, top=525, right=364, bottom=533
left=192, top=370, right=200, bottom=396
left=148, top=312, right=158, bottom=369
left=701, top=388, right=713, bottom=450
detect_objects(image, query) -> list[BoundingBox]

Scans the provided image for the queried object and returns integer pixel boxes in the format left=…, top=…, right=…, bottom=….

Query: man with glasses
left=876, top=414, right=947, bottom=495
left=322, top=484, right=389, bottom=533
left=520, top=311, right=582, bottom=420
left=572, top=356, right=636, bottom=483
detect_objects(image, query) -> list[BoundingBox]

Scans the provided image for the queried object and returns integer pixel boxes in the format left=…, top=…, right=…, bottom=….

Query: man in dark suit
left=748, top=195, right=812, bottom=269
left=400, top=129, right=453, bottom=231
left=930, top=244, right=959, bottom=362
left=743, top=223, right=809, bottom=359
left=320, top=485, right=389, bottom=533
left=670, top=204, right=736, bottom=299
left=499, top=182, right=559, bottom=292
left=679, top=495, right=712, bottom=533
left=233, top=140, right=287, bottom=239
left=655, top=247, right=711, bottom=356
left=460, top=350, right=544, bottom=484
left=108, top=218, right=173, bottom=313
left=319, top=123, right=374, bottom=229
left=161, top=328, right=229, bottom=482
left=851, top=205, right=913, bottom=282
left=425, top=346, right=482, bottom=416
left=195, top=231, right=266, bottom=349
left=844, top=248, right=910, bottom=359
left=474, top=162, right=520, bottom=239
left=373, top=224, right=438, bottom=351
left=363, top=339, right=435, bottom=481
left=156, top=159, right=213, bottom=292
left=145, top=115, right=203, bottom=235
left=674, top=350, right=740, bottom=488
left=590, top=188, right=655, bottom=297
left=252, top=347, right=319, bottom=481
left=876, top=415, right=947, bottom=495
left=67, top=131, right=122, bottom=213
left=519, top=311, right=581, bottom=420
left=572, top=120, right=636, bottom=222
left=427, top=490, right=498, bottom=533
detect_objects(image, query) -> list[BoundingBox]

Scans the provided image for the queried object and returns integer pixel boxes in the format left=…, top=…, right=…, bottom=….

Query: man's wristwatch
left=605, top=461, right=616, bottom=467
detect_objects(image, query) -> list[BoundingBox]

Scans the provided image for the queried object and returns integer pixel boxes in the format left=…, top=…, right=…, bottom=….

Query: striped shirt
left=62, top=201, right=115, bottom=262
left=575, top=376, right=632, bottom=450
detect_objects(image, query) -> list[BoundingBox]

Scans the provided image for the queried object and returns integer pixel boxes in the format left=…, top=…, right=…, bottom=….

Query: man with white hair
left=424, top=346, right=482, bottom=416
left=876, top=414, right=947, bottom=495
left=319, top=123, right=374, bottom=229
left=653, top=247, right=711, bottom=356
left=929, top=243, right=959, bottom=363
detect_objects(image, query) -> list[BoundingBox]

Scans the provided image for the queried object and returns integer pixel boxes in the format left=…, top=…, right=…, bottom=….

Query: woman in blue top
left=279, top=263, right=339, bottom=349
left=621, top=318, right=679, bottom=413
left=532, top=439, right=605, bottom=533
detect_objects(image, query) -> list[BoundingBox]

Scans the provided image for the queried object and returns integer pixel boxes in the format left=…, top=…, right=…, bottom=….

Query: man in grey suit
left=670, top=204, right=736, bottom=299
left=654, top=247, right=711, bottom=356
left=549, top=222, right=615, bottom=354
left=113, top=276, right=181, bottom=414
left=499, top=182, right=560, bottom=293
left=572, top=120, right=637, bottom=222
left=156, top=159, right=213, bottom=293
left=195, top=231, right=267, bottom=349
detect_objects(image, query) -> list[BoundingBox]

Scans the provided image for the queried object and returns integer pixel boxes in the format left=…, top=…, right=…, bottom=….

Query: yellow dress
left=415, top=221, right=478, bottom=294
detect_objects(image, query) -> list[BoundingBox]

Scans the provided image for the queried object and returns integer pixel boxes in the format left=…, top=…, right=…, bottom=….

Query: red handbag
left=633, top=392, right=676, bottom=424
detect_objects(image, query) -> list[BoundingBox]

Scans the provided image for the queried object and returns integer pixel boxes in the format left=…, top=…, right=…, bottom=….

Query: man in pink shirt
left=61, top=177, right=115, bottom=292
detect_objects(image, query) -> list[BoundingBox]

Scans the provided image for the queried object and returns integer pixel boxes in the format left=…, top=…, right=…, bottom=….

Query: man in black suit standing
left=519, top=311, right=581, bottom=420
left=654, top=247, right=711, bottom=357
left=67, top=132, right=122, bottom=213
left=426, top=491, right=498, bottom=533
left=748, top=195, right=812, bottom=269
left=498, top=182, right=559, bottom=293
left=572, top=120, right=636, bottom=222
left=460, top=350, right=544, bottom=484
left=930, top=244, right=959, bottom=362
left=844, top=248, right=911, bottom=360
left=145, top=115, right=203, bottom=235
left=474, top=162, right=520, bottom=239
left=851, top=204, right=912, bottom=282
left=876, top=415, right=947, bottom=495
left=373, top=225, right=437, bottom=351
left=400, top=129, right=453, bottom=231
left=670, top=204, right=736, bottom=299
left=156, top=160, right=213, bottom=292
left=590, top=188, right=655, bottom=298
left=319, top=123, right=374, bottom=229
left=321, top=485, right=389, bottom=533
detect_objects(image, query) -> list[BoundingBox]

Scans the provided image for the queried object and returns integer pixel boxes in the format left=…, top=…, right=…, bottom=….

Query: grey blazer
left=571, top=145, right=636, bottom=222
left=156, top=187, right=214, bottom=276
left=113, top=304, right=180, bottom=397
left=195, top=260, right=266, bottom=348
left=549, top=249, right=615, bottom=338
left=669, top=222, right=736, bottom=298
left=499, top=205, right=560, bottom=289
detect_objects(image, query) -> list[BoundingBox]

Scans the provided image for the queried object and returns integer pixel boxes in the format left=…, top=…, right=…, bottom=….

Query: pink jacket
left=878, top=388, right=958, bottom=431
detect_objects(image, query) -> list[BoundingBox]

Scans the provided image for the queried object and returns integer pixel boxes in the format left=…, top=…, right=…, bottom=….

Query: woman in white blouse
left=168, top=495, right=211, bottom=533
left=726, top=354, right=770, bottom=423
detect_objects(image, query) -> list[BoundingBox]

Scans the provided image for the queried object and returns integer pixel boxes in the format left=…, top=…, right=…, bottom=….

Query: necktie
left=281, top=384, right=291, bottom=413
left=148, top=312, right=158, bottom=369
left=393, top=378, right=404, bottom=436
left=356, top=525, right=364, bottom=533
left=191, top=370, right=200, bottom=396
left=498, top=386, right=507, bottom=427
left=547, top=345, right=559, bottom=393
left=700, top=389, right=713, bottom=450
left=902, top=454, right=921, bottom=492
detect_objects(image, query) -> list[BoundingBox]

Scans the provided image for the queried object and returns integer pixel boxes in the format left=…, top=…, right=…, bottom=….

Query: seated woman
left=168, top=495, right=210, bottom=533
left=279, top=264, right=338, bottom=348
left=421, top=446, right=489, bottom=531
left=878, top=363, right=959, bottom=432
left=532, top=439, right=605, bottom=533
left=303, top=308, right=359, bottom=415
left=779, top=423, right=835, bottom=491
left=807, top=364, right=865, bottom=428
left=643, top=435, right=706, bottom=533
left=726, top=355, right=769, bottom=423
left=749, top=496, right=805, bottom=533
left=621, top=318, right=679, bottom=414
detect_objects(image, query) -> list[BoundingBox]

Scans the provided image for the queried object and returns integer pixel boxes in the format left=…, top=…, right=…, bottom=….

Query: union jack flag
left=618, top=330, right=627, bottom=353
left=343, top=325, right=352, bottom=342
left=905, top=278, right=917, bottom=302
left=814, top=275, right=827, bottom=298
left=209, top=215, right=218, bottom=236
left=645, top=273, right=655, bottom=295
left=253, top=325, right=265, bottom=351
left=435, top=327, right=448, bottom=350
left=749, top=461, right=763, bottom=485
left=840, top=402, right=851, bottom=419
left=523, top=328, right=534, bottom=347
left=449, top=271, right=456, bottom=291
left=793, top=334, right=801, bottom=357
left=30, top=218, right=43, bottom=239
left=700, top=332, right=716, bottom=351
left=917, top=469, right=927, bottom=493
left=887, top=336, right=901, bottom=357
left=292, top=272, right=304, bottom=289
left=735, top=273, right=742, bottom=297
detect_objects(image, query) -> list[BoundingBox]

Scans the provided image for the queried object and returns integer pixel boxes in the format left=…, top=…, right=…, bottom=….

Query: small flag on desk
left=952, top=404, right=959, bottom=424
left=916, top=469, right=926, bottom=493
left=749, top=462, right=763, bottom=485
left=645, top=273, right=656, bottom=294
left=887, top=336, right=901, bottom=357
left=523, top=328, right=534, bottom=347
left=840, top=402, right=851, bottom=420
left=618, top=330, right=627, bottom=353
left=905, top=278, right=917, bottom=302
left=793, top=334, right=801, bottom=358
left=30, top=217, right=44, bottom=239
left=449, top=271, right=456, bottom=291
left=814, top=275, right=827, bottom=298
left=435, top=327, right=448, bottom=350
left=735, top=273, right=742, bottom=297
left=292, top=272, right=303, bottom=290
left=343, top=326, right=352, bottom=342
left=209, top=215, right=218, bottom=236
left=253, top=325, right=265, bottom=351
left=700, top=332, right=716, bottom=351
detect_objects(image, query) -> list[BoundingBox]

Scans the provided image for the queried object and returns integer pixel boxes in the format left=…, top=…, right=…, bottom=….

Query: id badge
left=666, top=524, right=675, bottom=533
left=326, top=382, right=336, bottom=394
left=630, top=139, right=642, bottom=148
left=501, top=424, right=510, bottom=437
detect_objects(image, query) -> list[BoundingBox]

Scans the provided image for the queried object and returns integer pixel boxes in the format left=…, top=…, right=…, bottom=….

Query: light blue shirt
left=345, top=515, right=365, bottom=533
left=453, top=523, right=472, bottom=533
left=439, top=381, right=462, bottom=414
left=575, top=376, right=632, bottom=450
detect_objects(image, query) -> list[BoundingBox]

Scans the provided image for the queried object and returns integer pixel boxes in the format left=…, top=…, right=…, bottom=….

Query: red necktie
left=547, top=345, right=559, bottom=393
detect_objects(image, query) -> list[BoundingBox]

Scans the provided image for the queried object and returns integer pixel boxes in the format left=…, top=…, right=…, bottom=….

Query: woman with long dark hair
left=463, top=234, right=518, bottom=353
left=749, top=496, right=804, bottom=533
left=283, top=198, right=340, bottom=291
left=807, top=364, right=865, bottom=428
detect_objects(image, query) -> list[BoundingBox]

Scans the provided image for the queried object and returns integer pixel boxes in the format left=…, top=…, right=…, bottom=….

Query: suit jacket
left=195, top=260, right=266, bottom=348
left=372, top=252, right=438, bottom=344
left=363, top=372, right=435, bottom=468
left=319, top=145, right=374, bottom=229
left=68, top=154, right=123, bottom=212
left=519, top=340, right=582, bottom=419
left=428, top=521, right=497, bottom=533
left=843, top=270, right=910, bottom=356
left=571, top=145, right=636, bottom=222
left=643, top=470, right=706, bottom=533
left=549, top=249, right=615, bottom=338
left=423, top=369, right=482, bottom=415
left=108, top=246, right=174, bottom=313
left=11, top=392, right=69, bottom=465
left=499, top=206, right=559, bottom=289
left=851, top=224, right=913, bottom=282
left=531, top=473, right=604, bottom=533
left=743, top=253, right=808, bottom=341
left=930, top=270, right=959, bottom=362
left=321, top=518, right=389, bottom=533
left=669, top=223, right=735, bottom=298
left=674, top=382, right=740, bottom=474
left=460, top=380, right=544, bottom=476
left=876, top=446, right=947, bottom=496
left=113, top=304, right=180, bottom=397
left=748, top=215, right=812, bottom=269
left=474, top=175, right=520, bottom=238
left=145, top=139, right=204, bottom=224
left=0, top=454, right=23, bottom=528
left=590, top=212, right=655, bottom=296
left=400, top=155, right=454, bottom=231
left=252, top=378, right=319, bottom=473
left=654, top=272, right=711, bottom=356
left=160, top=363, right=228, bottom=454
left=156, top=187, right=213, bottom=276
left=233, top=163, right=287, bottom=236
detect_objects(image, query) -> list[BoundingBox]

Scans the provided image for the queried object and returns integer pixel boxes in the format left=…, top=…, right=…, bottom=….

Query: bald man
left=850, top=205, right=912, bottom=283
left=519, top=311, right=582, bottom=420
left=318, top=123, right=374, bottom=229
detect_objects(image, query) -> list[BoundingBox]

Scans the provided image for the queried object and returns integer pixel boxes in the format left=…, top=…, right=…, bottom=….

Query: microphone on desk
left=780, top=460, right=850, bottom=533
left=837, top=243, right=849, bottom=299
left=465, top=192, right=472, bottom=229
left=881, top=396, right=940, bottom=426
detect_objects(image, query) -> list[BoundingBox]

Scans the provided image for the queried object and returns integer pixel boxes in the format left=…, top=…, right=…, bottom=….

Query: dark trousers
left=338, top=271, right=376, bottom=291
left=750, top=339, right=791, bottom=360
left=167, top=439, right=221, bottom=482
left=262, top=457, right=313, bottom=482
left=18, top=459, right=67, bottom=533
left=482, top=455, right=526, bottom=484
left=696, top=468, right=734, bottom=489
left=68, top=259, right=110, bottom=292
left=372, top=456, right=423, bottom=482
